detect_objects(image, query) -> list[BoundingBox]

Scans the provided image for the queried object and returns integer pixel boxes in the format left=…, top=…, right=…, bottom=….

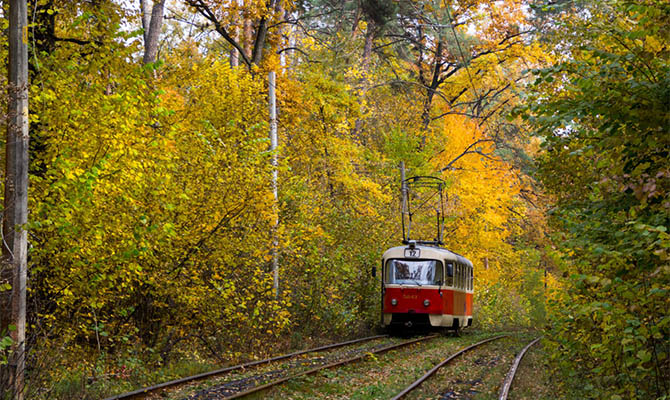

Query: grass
left=251, top=330, right=558, bottom=400
left=507, top=338, right=557, bottom=400
left=36, top=330, right=559, bottom=400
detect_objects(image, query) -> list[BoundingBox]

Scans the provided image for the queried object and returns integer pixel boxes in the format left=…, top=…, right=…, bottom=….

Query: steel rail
left=225, top=334, right=439, bottom=399
left=391, top=335, right=508, bottom=400
left=498, top=337, right=541, bottom=400
left=103, top=334, right=387, bottom=400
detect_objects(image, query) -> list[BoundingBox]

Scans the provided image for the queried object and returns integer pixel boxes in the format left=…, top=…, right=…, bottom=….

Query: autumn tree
left=520, top=0, right=669, bottom=397
left=183, top=0, right=285, bottom=68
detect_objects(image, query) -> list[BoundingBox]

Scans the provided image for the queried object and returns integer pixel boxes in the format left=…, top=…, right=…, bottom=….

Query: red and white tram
left=374, top=172, right=474, bottom=331
left=380, top=241, right=473, bottom=330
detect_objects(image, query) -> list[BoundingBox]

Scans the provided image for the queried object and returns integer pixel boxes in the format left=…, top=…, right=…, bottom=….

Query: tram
left=373, top=173, right=474, bottom=330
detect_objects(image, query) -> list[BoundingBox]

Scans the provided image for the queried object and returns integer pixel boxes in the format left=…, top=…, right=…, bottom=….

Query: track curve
left=498, top=337, right=541, bottom=400
left=391, top=334, right=508, bottom=400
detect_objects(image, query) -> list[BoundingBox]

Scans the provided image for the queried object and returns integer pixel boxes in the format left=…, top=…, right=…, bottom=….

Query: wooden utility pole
left=1, top=0, right=29, bottom=399
left=269, top=72, right=279, bottom=298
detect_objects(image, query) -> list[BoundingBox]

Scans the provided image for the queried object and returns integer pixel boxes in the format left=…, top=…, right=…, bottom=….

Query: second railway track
left=391, top=334, right=542, bottom=400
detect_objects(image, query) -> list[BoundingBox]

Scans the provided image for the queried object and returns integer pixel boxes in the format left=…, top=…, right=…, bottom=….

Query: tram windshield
left=386, top=259, right=441, bottom=285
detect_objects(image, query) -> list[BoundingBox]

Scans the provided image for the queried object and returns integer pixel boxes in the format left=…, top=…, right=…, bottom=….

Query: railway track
left=391, top=335, right=542, bottom=400
left=391, top=335, right=508, bottom=399
left=107, top=333, right=542, bottom=400
left=196, top=334, right=438, bottom=399
left=105, top=334, right=437, bottom=400
left=498, top=337, right=542, bottom=400
left=104, top=334, right=387, bottom=400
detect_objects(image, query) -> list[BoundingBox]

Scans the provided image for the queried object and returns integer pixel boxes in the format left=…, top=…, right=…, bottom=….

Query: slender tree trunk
left=362, top=19, right=376, bottom=64
left=230, top=25, right=240, bottom=67
left=276, top=3, right=285, bottom=66
left=1, top=1, right=29, bottom=399
left=140, top=0, right=151, bottom=44
left=142, top=0, right=165, bottom=64
left=251, top=0, right=279, bottom=65
left=243, top=19, right=253, bottom=59
left=269, top=72, right=279, bottom=298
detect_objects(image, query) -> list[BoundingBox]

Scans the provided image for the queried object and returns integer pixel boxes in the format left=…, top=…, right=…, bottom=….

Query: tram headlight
left=391, top=298, right=398, bottom=306
left=423, top=299, right=430, bottom=307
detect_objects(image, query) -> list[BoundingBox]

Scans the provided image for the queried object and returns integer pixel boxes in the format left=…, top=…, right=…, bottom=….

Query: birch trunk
left=1, top=1, right=29, bottom=399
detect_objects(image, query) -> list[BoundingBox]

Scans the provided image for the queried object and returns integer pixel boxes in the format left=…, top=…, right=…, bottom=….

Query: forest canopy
left=0, top=0, right=667, bottom=398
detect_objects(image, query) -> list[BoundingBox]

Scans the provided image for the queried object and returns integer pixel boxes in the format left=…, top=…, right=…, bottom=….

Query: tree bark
left=230, top=26, right=239, bottom=67
left=1, top=1, right=29, bottom=399
left=142, top=0, right=165, bottom=64
left=139, top=0, right=151, bottom=44
left=362, top=19, right=376, bottom=64
left=243, top=19, right=253, bottom=59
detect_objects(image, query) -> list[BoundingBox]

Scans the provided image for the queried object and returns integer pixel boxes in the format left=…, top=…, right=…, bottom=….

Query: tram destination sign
left=404, top=248, right=420, bottom=258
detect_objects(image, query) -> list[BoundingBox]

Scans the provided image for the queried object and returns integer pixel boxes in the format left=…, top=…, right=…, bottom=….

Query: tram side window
left=454, top=263, right=459, bottom=288
left=468, top=267, right=472, bottom=290
left=461, top=264, right=468, bottom=289
left=445, top=262, right=454, bottom=286
left=470, top=266, right=474, bottom=290
left=468, top=266, right=472, bottom=290
left=457, top=263, right=462, bottom=289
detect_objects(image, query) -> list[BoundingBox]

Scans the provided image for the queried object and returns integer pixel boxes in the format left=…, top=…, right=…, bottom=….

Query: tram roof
left=382, top=244, right=472, bottom=267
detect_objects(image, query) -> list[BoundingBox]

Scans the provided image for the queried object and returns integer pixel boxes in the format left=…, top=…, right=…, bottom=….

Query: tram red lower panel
left=383, top=287, right=473, bottom=317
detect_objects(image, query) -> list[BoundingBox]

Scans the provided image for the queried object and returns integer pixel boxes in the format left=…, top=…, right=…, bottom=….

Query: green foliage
left=519, top=0, right=670, bottom=397
left=0, top=1, right=553, bottom=397
left=0, top=326, right=14, bottom=367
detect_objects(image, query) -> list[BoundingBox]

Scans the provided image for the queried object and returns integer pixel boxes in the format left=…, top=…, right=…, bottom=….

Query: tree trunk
left=139, top=0, right=151, bottom=44
left=250, top=0, right=279, bottom=65
left=1, top=1, right=29, bottom=399
left=362, top=19, right=376, bottom=64
left=142, top=0, right=165, bottom=64
left=243, top=19, right=253, bottom=59
left=230, top=26, right=239, bottom=67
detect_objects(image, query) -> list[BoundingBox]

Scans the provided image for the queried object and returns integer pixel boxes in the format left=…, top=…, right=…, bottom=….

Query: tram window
left=468, top=267, right=472, bottom=290
left=456, top=264, right=459, bottom=288
left=457, top=263, right=461, bottom=289
left=385, top=259, right=442, bottom=285
left=459, top=264, right=463, bottom=288
left=464, top=265, right=468, bottom=290
left=454, top=264, right=459, bottom=288
left=445, top=262, right=454, bottom=286
left=461, top=264, right=467, bottom=289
